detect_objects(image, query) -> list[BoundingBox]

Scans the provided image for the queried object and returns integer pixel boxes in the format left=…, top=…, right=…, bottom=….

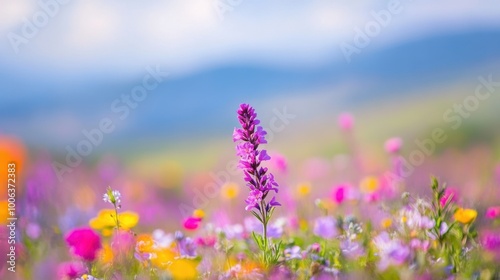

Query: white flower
left=103, top=189, right=121, bottom=206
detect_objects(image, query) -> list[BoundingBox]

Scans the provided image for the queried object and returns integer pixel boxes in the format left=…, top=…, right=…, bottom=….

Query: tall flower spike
left=233, top=103, right=280, bottom=212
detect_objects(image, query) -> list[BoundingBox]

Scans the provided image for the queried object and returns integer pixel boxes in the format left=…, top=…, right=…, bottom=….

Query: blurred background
left=1, top=0, right=500, bottom=234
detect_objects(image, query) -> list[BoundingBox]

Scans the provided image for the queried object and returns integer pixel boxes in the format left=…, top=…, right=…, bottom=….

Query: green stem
left=114, top=204, right=120, bottom=229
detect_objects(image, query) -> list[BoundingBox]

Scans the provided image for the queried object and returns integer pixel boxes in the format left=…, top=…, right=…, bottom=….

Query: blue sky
left=1, top=0, right=500, bottom=80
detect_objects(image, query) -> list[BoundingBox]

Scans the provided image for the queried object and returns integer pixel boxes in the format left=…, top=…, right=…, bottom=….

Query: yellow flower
left=89, top=209, right=139, bottom=236
left=193, top=209, right=205, bottom=219
left=454, top=208, right=477, bottom=224
left=168, top=259, right=199, bottom=279
left=151, top=248, right=176, bottom=269
left=296, top=182, right=311, bottom=197
left=401, top=215, right=408, bottom=224
left=100, top=244, right=114, bottom=264
left=221, top=182, right=239, bottom=200
left=360, top=176, right=380, bottom=193
left=381, top=218, right=392, bottom=229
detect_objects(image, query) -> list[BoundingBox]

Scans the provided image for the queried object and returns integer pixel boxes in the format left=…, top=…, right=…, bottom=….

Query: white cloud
left=1, top=0, right=499, bottom=77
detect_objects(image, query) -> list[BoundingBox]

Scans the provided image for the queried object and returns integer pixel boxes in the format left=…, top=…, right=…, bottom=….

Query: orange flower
left=100, top=244, right=114, bottom=264
left=454, top=208, right=477, bottom=224
left=136, top=234, right=156, bottom=254
left=0, top=136, right=25, bottom=200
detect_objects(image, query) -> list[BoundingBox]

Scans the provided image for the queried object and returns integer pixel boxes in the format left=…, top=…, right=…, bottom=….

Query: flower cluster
left=233, top=103, right=280, bottom=212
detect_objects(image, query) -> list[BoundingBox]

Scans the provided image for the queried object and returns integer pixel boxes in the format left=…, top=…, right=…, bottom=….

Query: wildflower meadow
left=1, top=102, right=500, bottom=279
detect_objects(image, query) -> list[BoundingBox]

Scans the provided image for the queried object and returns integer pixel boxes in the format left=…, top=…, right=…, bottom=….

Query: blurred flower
left=338, top=112, right=354, bottom=131
left=26, top=222, right=41, bottom=239
left=481, top=231, right=500, bottom=252
left=296, top=182, right=311, bottom=197
left=313, top=216, right=337, bottom=239
left=269, top=152, right=287, bottom=174
left=360, top=176, right=380, bottom=193
left=0, top=200, right=9, bottom=225
left=486, top=206, right=500, bottom=219
left=385, top=137, right=403, bottom=154
left=0, top=136, right=25, bottom=200
left=331, top=184, right=346, bottom=204
left=168, top=259, right=199, bottom=279
left=100, top=244, right=113, bottom=264
left=183, top=216, right=202, bottom=231
left=196, top=236, right=217, bottom=247
left=440, top=188, right=459, bottom=208
left=340, top=239, right=364, bottom=259
left=193, top=209, right=205, bottom=219
left=284, top=246, right=302, bottom=260
left=57, top=262, right=86, bottom=280
left=454, top=208, right=477, bottom=224
left=111, top=230, right=136, bottom=264
left=89, top=209, right=139, bottom=236
left=410, top=239, right=430, bottom=252
left=65, top=227, right=101, bottom=261
left=267, top=218, right=286, bottom=238
left=310, top=243, right=321, bottom=253
left=221, top=182, right=240, bottom=200
left=373, top=232, right=410, bottom=270
left=381, top=218, right=392, bottom=229
left=136, top=234, right=156, bottom=254
left=152, top=229, right=175, bottom=248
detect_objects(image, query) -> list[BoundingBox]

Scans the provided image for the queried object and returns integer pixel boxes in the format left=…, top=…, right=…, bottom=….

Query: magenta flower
left=233, top=103, right=280, bottom=212
left=439, top=187, right=459, bottom=207
left=486, top=206, right=500, bottom=219
left=331, top=184, right=351, bottom=204
left=65, top=227, right=102, bottom=261
left=183, top=216, right=202, bottom=230
left=57, top=261, right=86, bottom=279
left=481, top=231, right=500, bottom=252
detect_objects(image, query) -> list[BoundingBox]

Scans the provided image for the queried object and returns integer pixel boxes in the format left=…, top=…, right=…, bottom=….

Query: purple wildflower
left=233, top=103, right=280, bottom=212
left=373, top=232, right=410, bottom=270
left=313, top=216, right=338, bottom=239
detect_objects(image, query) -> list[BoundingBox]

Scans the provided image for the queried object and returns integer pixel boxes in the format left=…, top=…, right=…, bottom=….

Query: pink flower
left=270, top=152, right=288, bottom=174
left=481, top=231, right=500, bottom=253
left=183, top=216, right=202, bottom=230
left=439, top=188, right=459, bottom=208
left=65, top=227, right=101, bottom=261
left=112, top=230, right=136, bottom=258
left=57, top=261, right=86, bottom=279
left=385, top=137, right=402, bottom=154
left=338, top=113, right=354, bottom=131
left=331, top=184, right=346, bottom=204
left=196, top=236, right=217, bottom=247
left=486, top=206, right=500, bottom=219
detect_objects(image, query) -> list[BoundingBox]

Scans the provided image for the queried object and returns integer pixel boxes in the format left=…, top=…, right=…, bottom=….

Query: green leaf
left=252, top=231, right=263, bottom=248
left=251, top=211, right=263, bottom=223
